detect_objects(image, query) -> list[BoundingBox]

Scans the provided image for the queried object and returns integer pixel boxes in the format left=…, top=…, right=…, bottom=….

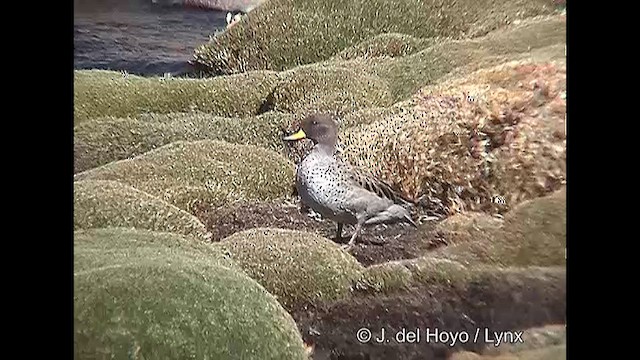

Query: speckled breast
left=296, top=152, right=355, bottom=224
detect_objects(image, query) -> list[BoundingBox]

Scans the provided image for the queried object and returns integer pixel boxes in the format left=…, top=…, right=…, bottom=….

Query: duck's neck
left=314, top=143, right=337, bottom=156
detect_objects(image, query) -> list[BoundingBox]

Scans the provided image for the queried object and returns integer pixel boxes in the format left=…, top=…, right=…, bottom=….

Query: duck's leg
left=336, top=223, right=344, bottom=241
left=342, top=221, right=363, bottom=250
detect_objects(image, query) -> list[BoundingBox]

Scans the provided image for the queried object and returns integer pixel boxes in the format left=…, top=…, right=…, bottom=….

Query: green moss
left=74, top=180, right=212, bottom=241
left=359, top=257, right=470, bottom=293
left=433, top=189, right=566, bottom=267
left=261, top=64, right=392, bottom=114
left=358, top=254, right=564, bottom=297
left=74, top=112, right=290, bottom=173
left=436, top=212, right=504, bottom=233
left=482, top=324, right=565, bottom=356
left=432, top=212, right=504, bottom=246
left=216, top=228, right=364, bottom=311
left=74, top=253, right=307, bottom=359
left=452, top=345, right=566, bottom=360
left=406, top=257, right=472, bottom=286
left=74, top=69, right=281, bottom=124
left=73, top=228, right=234, bottom=272
left=193, top=0, right=557, bottom=75
left=515, top=345, right=565, bottom=360
left=334, top=16, right=567, bottom=102
left=339, top=105, right=406, bottom=129
left=333, top=33, right=432, bottom=60
left=74, top=140, right=295, bottom=212
left=341, top=56, right=565, bottom=215
left=498, top=188, right=566, bottom=267
left=359, top=261, right=413, bottom=293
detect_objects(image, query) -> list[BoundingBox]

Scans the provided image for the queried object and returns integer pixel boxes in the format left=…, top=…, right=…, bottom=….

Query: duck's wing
left=337, top=156, right=415, bottom=206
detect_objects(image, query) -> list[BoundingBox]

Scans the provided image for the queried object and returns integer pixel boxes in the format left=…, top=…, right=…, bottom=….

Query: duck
left=226, top=12, right=244, bottom=29
left=283, top=114, right=417, bottom=250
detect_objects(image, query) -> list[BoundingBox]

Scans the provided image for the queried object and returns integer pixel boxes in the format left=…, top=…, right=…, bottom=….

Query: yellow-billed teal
left=283, top=114, right=417, bottom=250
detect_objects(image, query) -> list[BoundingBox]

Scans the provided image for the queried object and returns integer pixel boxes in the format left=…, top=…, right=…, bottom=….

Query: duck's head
left=283, top=114, right=338, bottom=147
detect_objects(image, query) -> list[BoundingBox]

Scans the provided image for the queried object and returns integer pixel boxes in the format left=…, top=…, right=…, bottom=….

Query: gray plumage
left=283, top=113, right=417, bottom=249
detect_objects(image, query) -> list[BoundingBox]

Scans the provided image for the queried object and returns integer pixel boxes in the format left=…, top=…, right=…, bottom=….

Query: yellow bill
left=283, top=129, right=307, bottom=141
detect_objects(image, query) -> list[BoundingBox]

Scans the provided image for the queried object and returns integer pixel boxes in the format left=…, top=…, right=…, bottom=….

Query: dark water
left=74, top=0, right=227, bottom=76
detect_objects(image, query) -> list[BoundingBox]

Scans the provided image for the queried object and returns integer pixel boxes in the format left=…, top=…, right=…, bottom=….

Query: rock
left=216, top=227, right=364, bottom=311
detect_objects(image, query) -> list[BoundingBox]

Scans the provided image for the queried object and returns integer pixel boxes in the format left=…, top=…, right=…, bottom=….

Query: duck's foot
left=341, top=243, right=354, bottom=251
left=341, top=224, right=361, bottom=251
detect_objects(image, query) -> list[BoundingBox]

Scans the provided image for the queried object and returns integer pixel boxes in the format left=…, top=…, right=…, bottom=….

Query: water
left=74, top=0, right=227, bottom=76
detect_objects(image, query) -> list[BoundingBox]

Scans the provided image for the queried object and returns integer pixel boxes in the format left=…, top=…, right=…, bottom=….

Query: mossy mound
left=431, top=188, right=566, bottom=267
left=74, top=140, right=295, bottom=212
left=74, top=180, right=212, bottom=241
left=74, top=69, right=281, bottom=124
left=216, top=228, right=364, bottom=311
left=333, top=33, right=432, bottom=60
left=432, top=212, right=504, bottom=246
left=193, top=0, right=557, bottom=75
left=496, top=187, right=566, bottom=266
left=73, top=228, right=234, bottom=272
left=330, top=15, right=566, bottom=104
left=360, top=257, right=468, bottom=293
left=340, top=105, right=406, bottom=129
left=360, top=256, right=564, bottom=296
left=436, top=212, right=503, bottom=233
left=342, top=58, right=566, bottom=215
left=75, top=243, right=307, bottom=359
left=260, top=64, right=392, bottom=114
left=451, top=344, right=565, bottom=360
left=74, top=112, right=291, bottom=173
left=417, top=59, right=567, bottom=208
left=482, top=324, right=565, bottom=356
left=515, top=345, right=566, bottom=360
left=296, top=260, right=564, bottom=359
left=359, top=260, right=414, bottom=293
